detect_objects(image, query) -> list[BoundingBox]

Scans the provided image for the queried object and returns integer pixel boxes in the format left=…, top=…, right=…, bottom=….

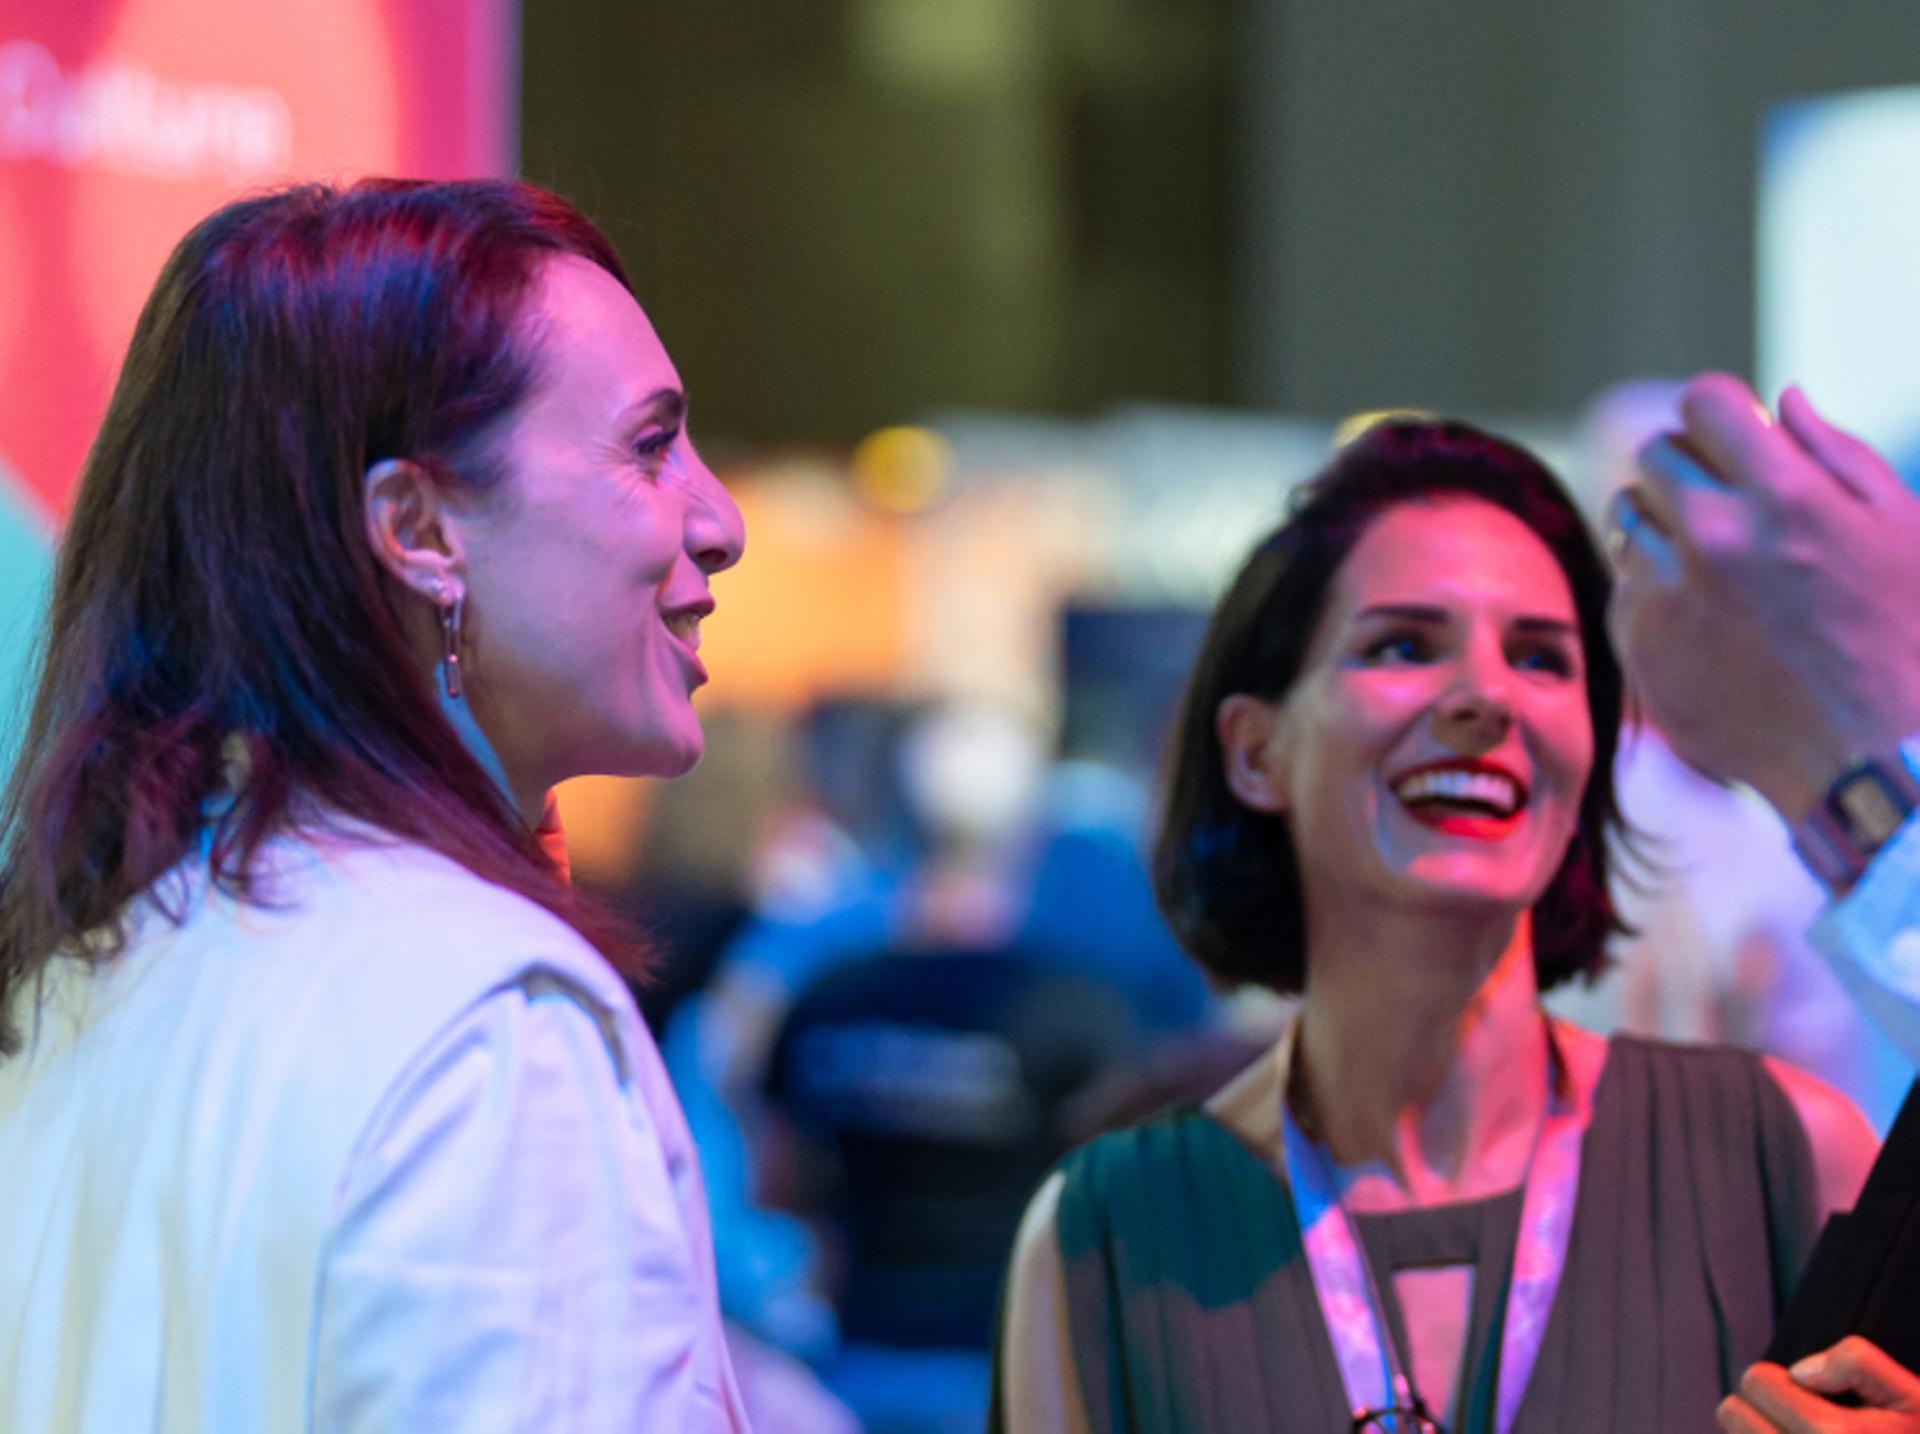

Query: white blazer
left=0, top=824, right=749, bottom=1432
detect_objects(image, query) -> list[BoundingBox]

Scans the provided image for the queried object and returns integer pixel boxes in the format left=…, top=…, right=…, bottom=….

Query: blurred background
left=5, top=3, right=1920, bottom=1429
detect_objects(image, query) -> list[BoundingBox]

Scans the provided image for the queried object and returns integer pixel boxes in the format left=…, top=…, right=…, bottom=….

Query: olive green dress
left=993, top=1038, right=1821, bottom=1433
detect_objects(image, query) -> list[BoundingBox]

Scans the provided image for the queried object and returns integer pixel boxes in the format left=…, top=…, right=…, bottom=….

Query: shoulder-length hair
left=1152, top=417, right=1629, bottom=995
left=0, top=178, right=638, bottom=1056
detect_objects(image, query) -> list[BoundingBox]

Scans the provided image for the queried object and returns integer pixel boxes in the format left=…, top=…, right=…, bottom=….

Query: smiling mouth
left=662, top=610, right=702, bottom=650
left=1390, top=765, right=1526, bottom=834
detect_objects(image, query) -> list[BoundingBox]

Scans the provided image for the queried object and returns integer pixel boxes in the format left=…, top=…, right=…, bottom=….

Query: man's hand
left=1718, top=1338, right=1920, bottom=1432
left=1608, top=372, right=1920, bottom=823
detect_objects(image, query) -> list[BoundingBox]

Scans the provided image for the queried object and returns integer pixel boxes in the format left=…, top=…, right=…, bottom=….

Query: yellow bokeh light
left=850, top=424, right=954, bottom=514
left=1332, top=407, right=1439, bottom=450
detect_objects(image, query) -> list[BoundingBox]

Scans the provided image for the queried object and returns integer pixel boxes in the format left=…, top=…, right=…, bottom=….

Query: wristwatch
left=1791, top=749, right=1920, bottom=895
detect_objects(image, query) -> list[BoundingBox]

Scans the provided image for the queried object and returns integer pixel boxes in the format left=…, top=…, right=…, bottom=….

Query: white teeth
left=1392, top=768, right=1521, bottom=815
left=664, top=612, right=700, bottom=647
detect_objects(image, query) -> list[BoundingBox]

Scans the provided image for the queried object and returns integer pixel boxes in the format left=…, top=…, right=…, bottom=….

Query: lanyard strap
left=1278, top=1020, right=1589, bottom=1434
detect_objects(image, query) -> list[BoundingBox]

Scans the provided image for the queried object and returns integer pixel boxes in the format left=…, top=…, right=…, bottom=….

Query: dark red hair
left=0, top=179, right=639, bottom=1056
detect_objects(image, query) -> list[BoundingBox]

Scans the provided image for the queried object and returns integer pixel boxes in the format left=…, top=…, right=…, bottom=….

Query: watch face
left=1793, top=755, right=1920, bottom=895
left=1838, top=772, right=1911, bottom=844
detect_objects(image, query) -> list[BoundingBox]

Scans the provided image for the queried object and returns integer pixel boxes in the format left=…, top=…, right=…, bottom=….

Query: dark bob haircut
left=1151, top=417, right=1628, bottom=995
left=0, top=179, right=635, bottom=1057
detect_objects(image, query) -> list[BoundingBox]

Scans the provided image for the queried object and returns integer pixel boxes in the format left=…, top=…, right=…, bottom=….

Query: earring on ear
left=430, top=578, right=465, bottom=700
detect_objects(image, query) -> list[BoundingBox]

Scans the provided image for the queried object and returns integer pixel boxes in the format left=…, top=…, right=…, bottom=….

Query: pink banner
left=0, top=0, right=516, bottom=521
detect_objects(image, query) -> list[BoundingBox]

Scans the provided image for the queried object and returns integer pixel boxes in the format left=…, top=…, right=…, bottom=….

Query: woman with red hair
left=0, top=180, right=748, bottom=1430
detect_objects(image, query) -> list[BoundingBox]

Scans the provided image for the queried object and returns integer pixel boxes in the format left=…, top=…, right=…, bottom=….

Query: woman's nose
left=1436, top=649, right=1514, bottom=738
left=682, top=450, right=745, bottom=576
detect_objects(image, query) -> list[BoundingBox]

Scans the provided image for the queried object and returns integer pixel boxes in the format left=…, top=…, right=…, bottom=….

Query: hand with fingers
left=1606, top=371, right=1920, bottom=825
left=1718, top=1338, right=1920, bottom=1433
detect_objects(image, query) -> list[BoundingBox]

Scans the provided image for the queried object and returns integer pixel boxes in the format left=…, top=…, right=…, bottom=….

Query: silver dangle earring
left=434, top=582, right=465, bottom=699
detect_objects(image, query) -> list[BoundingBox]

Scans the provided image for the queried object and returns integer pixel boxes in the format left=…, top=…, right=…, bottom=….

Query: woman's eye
left=1512, top=644, right=1575, bottom=676
left=1361, top=632, right=1431, bottom=664
left=632, top=427, right=678, bottom=463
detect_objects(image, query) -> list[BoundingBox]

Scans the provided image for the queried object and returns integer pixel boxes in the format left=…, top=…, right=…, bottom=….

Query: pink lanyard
left=1276, top=1021, right=1589, bottom=1434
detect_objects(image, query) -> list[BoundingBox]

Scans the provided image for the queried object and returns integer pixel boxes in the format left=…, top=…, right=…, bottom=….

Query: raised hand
left=1608, top=372, right=1920, bottom=824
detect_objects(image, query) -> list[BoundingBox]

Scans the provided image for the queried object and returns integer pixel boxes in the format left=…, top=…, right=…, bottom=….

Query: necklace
left=1278, top=1017, right=1587, bottom=1434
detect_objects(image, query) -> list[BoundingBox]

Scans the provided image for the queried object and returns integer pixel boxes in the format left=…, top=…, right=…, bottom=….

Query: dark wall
left=520, top=0, right=1234, bottom=445
left=523, top=1, right=1920, bottom=439
left=1235, top=0, right=1920, bottom=415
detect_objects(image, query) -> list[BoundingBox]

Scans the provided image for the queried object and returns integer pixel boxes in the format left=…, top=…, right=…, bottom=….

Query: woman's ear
left=1217, top=693, right=1292, bottom=813
left=364, top=458, right=463, bottom=600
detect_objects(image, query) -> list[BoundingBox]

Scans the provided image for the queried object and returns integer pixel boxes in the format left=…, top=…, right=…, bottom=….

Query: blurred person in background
left=761, top=935, right=1143, bottom=1434
left=680, top=691, right=1210, bottom=1432
left=0, top=180, right=751, bottom=1429
left=670, top=696, right=1052, bottom=1429
left=1610, top=373, right=1920, bottom=1432
left=666, top=699, right=1001, bottom=1352
left=1015, top=605, right=1218, bottom=1036
left=995, top=418, right=1877, bottom=1433
left=690, top=698, right=944, bottom=1112
left=1010, top=604, right=1266, bottom=1144
left=1550, top=381, right=1911, bottom=1129
left=754, top=694, right=1207, bottom=1434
